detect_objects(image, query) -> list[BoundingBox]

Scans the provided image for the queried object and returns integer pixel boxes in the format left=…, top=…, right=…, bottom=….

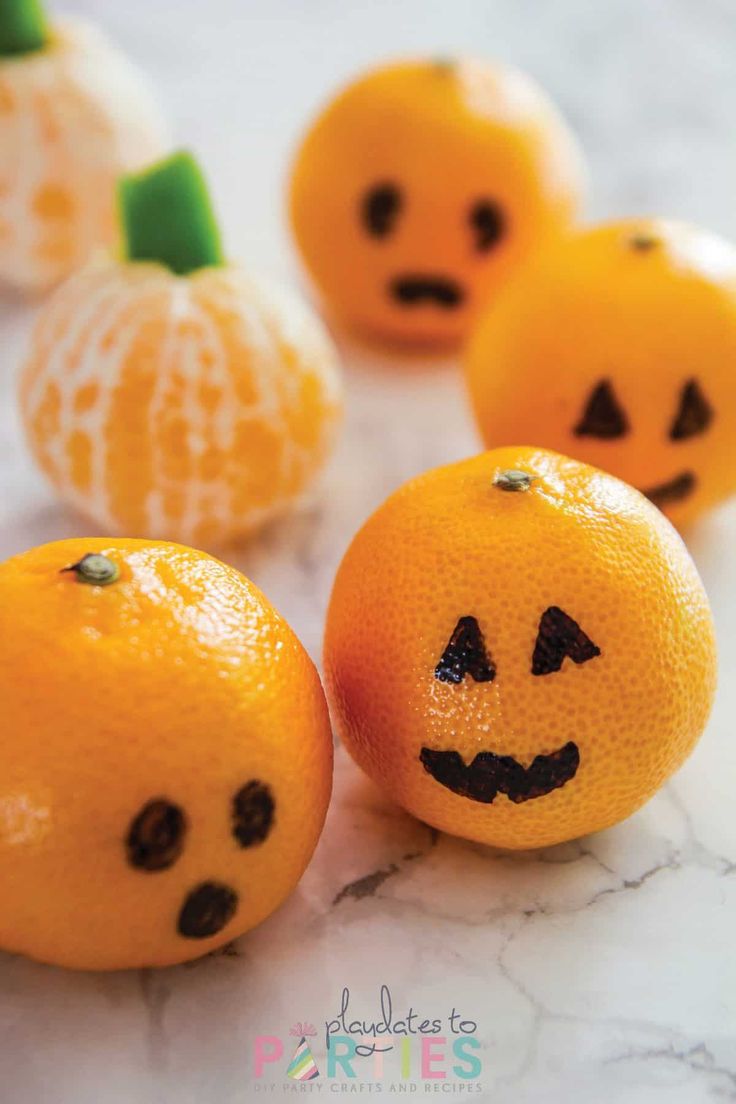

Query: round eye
left=469, top=199, right=506, bottom=252
left=126, top=798, right=187, bottom=871
left=361, top=182, right=402, bottom=238
left=232, top=780, right=275, bottom=847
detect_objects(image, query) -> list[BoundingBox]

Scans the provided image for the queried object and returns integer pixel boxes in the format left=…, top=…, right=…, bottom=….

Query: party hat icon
left=287, top=1022, right=320, bottom=1081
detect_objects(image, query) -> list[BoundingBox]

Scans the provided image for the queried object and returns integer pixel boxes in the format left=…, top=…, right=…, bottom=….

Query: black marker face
left=362, top=182, right=402, bottom=238
left=177, top=881, right=239, bottom=939
left=435, top=615, right=495, bottom=684
left=123, top=780, right=275, bottom=939
left=420, top=742, right=580, bottom=804
left=127, top=799, right=187, bottom=872
left=358, top=183, right=509, bottom=314
left=574, top=380, right=629, bottom=439
left=232, top=781, right=275, bottom=848
left=669, top=379, right=713, bottom=441
left=390, top=274, right=464, bottom=309
left=422, top=608, right=600, bottom=805
left=642, top=470, right=697, bottom=507
left=532, top=606, right=600, bottom=676
left=469, top=199, right=506, bottom=253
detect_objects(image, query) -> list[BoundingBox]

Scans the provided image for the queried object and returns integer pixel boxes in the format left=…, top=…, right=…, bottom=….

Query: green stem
left=0, top=0, right=49, bottom=56
left=118, top=151, right=225, bottom=277
left=62, top=554, right=120, bottom=586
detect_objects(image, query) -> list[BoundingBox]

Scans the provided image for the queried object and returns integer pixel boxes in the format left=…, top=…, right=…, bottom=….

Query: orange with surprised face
left=289, top=58, right=586, bottom=347
left=465, top=218, right=736, bottom=528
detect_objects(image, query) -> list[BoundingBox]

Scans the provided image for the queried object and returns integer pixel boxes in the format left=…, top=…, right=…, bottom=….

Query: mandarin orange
left=0, top=14, right=166, bottom=292
left=19, top=153, right=343, bottom=545
left=324, top=447, right=717, bottom=849
left=0, top=537, right=333, bottom=969
left=465, top=218, right=736, bottom=528
left=289, top=57, right=586, bottom=347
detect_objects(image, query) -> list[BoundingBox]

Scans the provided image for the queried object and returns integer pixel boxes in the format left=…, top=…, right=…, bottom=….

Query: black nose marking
left=126, top=798, right=187, bottom=872
left=232, top=780, right=275, bottom=848
left=177, top=881, right=239, bottom=939
left=390, top=275, right=464, bottom=309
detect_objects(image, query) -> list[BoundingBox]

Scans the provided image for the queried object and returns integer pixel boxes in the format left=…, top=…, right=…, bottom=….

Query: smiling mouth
left=390, top=275, right=465, bottom=309
left=420, top=741, right=580, bottom=804
left=641, top=471, right=696, bottom=507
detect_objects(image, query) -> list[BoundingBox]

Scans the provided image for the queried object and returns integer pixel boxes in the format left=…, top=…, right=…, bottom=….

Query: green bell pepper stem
left=118, top=151, right=225, bottom=277
left=0, top=0, right=49, bottom=56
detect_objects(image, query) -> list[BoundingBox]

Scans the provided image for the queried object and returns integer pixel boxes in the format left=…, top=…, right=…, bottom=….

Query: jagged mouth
left=420, top=741, right=580, bottom=805
left=389, top=275, right=465, bottom=309
left=641, top=470, right=696, bottom=507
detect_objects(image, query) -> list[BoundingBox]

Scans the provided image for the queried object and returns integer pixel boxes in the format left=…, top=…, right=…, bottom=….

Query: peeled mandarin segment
left=118, top=150, right=224, bottom=276
left=0, top=0, right=48, bottom=56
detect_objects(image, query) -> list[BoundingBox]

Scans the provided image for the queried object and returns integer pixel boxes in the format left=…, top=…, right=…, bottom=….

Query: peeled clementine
left=19, top=152, right=343, bottom=546
left=289, top=57, right=586, bottom=347
left=0, top=537, right=333, bottom=970
left=465, top=218, right=736, bottom=528
left=0, top=8, right=166, bottom=293
left=324, top=447, right=717, bottom=850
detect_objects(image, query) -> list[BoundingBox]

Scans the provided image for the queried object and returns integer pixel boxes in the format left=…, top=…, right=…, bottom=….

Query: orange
left=289, top=57, right=586, bottom=348
left=0, top=19, right=166, bottom=292
left=0, top=537, right=333, bottom=969
left=19, top=257, right=343, bottom=546
left=324, top=447, right=716, bottom=850
left=465, top=218, right=736, bottom=529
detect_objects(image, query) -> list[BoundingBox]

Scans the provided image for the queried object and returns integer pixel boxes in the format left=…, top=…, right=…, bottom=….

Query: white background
left=0, top=1, right=735, bottom=1101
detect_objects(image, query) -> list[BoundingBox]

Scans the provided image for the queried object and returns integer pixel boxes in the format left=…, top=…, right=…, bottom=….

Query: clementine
left=289, top=57, right=586, bottom=347
left=20, top=151, right=343, bottom=546
left=465, top=218, right=736, bottom=528
left=0, top=2, right=166, bottom=292
left=0, top=537, right=333, bottom=970
left=324, top=447, right=717, bottom=849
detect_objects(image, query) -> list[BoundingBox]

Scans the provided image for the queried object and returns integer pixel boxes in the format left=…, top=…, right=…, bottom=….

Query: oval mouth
left=177, top=881, right=239, bottom=939
left=641, top=471, right=696, bottom=507
left=390, top=275, right=465, bottom=309
left=420, top=742, right=580, bottom=804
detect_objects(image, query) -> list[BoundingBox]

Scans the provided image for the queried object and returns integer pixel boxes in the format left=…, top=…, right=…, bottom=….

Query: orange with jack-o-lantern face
left=289, top=58, right=586, bottom=347
left=323, top=448, right=716, bottom=850
left=465, top=218, right=736, bottom=528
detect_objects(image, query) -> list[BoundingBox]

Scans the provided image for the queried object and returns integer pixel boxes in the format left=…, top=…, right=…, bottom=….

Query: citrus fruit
left=19, top=152, right=343, bottom=546
left=289, top=56, right=586, bottom=347
left=465, top=218, right=736, bottom=528
left=323, top=447, right=717, bottom=850
left=0, top=537, right=333, bottom=970
left=0, top=2, right=166, bottom=293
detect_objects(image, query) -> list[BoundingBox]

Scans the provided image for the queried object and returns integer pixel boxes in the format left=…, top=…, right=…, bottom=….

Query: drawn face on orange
left=420, top=606, right=599, bottom=805
left=323, top=448, right=717, bottom=850
left=465, top=220, right=736, bottom=527
left=289, top=58, right=586, bottom=347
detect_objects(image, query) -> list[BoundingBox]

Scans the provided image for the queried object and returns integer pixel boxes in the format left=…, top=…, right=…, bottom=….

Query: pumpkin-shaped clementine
left=289, top=57, right=586, bottom=347
left=465, top=218, right=736, bottom=528
left=20, top=151, right=343, bottom=546
left=0, top=0, right=167, bottom=293
left=324, top=447, right=717, bottom=850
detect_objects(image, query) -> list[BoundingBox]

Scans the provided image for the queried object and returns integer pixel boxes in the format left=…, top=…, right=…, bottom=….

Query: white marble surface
left=1, top=0, right=736, bottom=1100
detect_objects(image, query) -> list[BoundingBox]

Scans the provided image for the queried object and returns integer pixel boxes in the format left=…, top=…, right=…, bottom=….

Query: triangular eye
left=435, top=616, right=495, bottom=684
left=669, top=379, right=714, bottom=441
left=532, top=607, right=600, bottom=676
left=573, top=380, right=629, bottom=439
